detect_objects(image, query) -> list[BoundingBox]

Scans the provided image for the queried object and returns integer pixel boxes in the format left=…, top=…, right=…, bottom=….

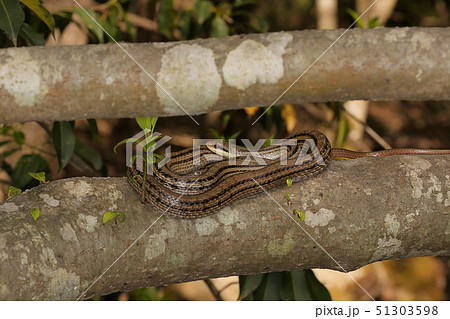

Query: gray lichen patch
left=217, top=206, right=239, bottom=225
left=403, top=157, right=433, bottom=199
left=384, top=28, right=408, bottom=42
left=371, top=236, right=402, bottom=261
left=145, top=234, right=166, bottom=261
left=64, top=181, right=94, bottom=201
left=423, top=174, right=443, bottom=200
left=411, top=31, right=436, bottom=52
left=402, top=157, right=432, bottom=171
left=265, top=32, right=293, bottom=56
left=195, top=217, right=219, bottom=236
left=268, top=234, right=295, bottom=257
left=222, top=39, right=285, bottom=90
left=0, top=49, right=48, bottom=107
left=384, top=213, right=400, bottom=236
left=39, top=194, right=59, bottom=207
left=304, top=208, right=335, bottom=227
left=405, top=210, right=420, bottom=223
left=445, top=176, right=450, bottom=207
left=47, top=268, right=81, bottom=300
left=167, top=253, right=184, bottom=268
left=76, top=214, right=98, bottom=233
left=105, top=185, right=123, bottom=211
left=59, top=223, right=80, bottom=251
left=0, top=202, right=19, bottom=213
left=40, top=247, right=58, bottom=267
left=0, top=284, right=10, bottom=299
left=156, top=44, right=221, bottom=113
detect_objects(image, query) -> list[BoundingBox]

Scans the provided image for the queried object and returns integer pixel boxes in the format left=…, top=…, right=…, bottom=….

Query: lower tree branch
left=0, top=155, right=448, bottom=300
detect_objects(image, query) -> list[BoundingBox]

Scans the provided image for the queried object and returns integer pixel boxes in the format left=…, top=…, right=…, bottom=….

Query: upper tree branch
left=0, top=155, right=448, bottom=300
left=0, top=27, right=449, bottom=124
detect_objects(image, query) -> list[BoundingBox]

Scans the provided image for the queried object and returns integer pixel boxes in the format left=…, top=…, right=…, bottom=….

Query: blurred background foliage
left=0, top=0, right=449, bottom=300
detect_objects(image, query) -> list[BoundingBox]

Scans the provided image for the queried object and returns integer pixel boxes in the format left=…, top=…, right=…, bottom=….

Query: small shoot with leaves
left=114, top=117, right=160, bottom=203
left=283, top=178, right=294, bottom=205
left=28, top=172, right=47, bottom=184
left=103, top=211, right=126, bottom=225
left=30, top=208, right=40, bottom=221
left=8, top=186, right=22, bottom=196
left=286, top=178, right=293, bottom=187
left=294, top=210, right=305, bottom=222
left=283, top=192, right=292, bottom=206
left=210, top=128, right=240, bottom=142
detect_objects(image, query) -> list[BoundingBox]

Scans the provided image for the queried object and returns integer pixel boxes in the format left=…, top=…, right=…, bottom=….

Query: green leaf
left=11, top=154, right=48, bottom=189
left=18, top=22, right=45, bottom=46
left=209, top=128, right=222, bottom=140
left=179, top=10, right=192, bottom=39
left=113, top=136, right=140, bottom=153
left=103, top=211, right=117, bottom=224
left=286, top=178, right=292, bottom=187
left=253, top=273, right=282, bottom=300
left=263, top=134, right=274, bottom=147
left=74, top=138, right=103, bottom=171
left=158, top=0, right=176, bottom=39
left=136, top=117, right=158, bottom=130
left=295, top=210, right=305, bottom=222
left=73, top=7, right=105, bottom=43
left=251, top=15, right=269, bottom=33
left=117, top=212, right=126, bottom=223
left=30, top=207, right=40, bottom=221
left=346, top=8, right=365, bottom=29
left=239, top=274, right=264, bottom=300
left=28, top=171, right=46, bottom=183
left=0, top=140, right=10, bottom=148
left=12, top=130, right=25, bottom=145
left=0, top=124, right=12, bottom=134
left=87, top=119, right=98, bottom=142
left=280, top=270, right=313, bottom=300
left=103, top=211, right=126, bottom=224
left=52, top=121, right=75, bottom=171
left=0, top=0, right=25, bottom=46
left=368, top=17, right=380, bottom=29
left=211, top=16, right=229, bottom=37
left=233, top=0, right=257, bottom=9
left=8, top=185, right=21, bottom=196
left=19, top=0, right=55, bottom=34
left=123, top=12, right=137, bottom=42
left=336, top=115, right=349, bottom=148
left=194, top=1, right=213, bottom=24
left=228, top=130, right=241, bottom=140
left=2, top=147, right=20, bottom=158
left=305, top=269, right=331, bottom=300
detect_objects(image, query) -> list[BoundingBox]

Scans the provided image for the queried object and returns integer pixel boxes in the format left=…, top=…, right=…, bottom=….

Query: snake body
left=127, top=130, right=450, bottom=218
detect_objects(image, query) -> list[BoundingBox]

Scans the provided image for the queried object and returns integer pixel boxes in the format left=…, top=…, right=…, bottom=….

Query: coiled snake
left=127, top=130, right=450, bottom=218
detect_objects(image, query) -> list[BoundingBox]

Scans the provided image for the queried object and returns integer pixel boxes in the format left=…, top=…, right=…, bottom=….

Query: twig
left=203, top=279, right=223, bottom=301
left=0, top=178, right=11, bottom=185
left=218, top=281, right=239, bottom=294
left=339, top=104, right=392, bottom=150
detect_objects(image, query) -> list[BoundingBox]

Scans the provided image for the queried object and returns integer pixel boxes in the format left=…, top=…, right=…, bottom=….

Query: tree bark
left=0, top=27, right=449, bottom=124
left=0, top=155, right=448, bottom=300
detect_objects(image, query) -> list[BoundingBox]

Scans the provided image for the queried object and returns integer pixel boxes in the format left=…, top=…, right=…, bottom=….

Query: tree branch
left=0, top=155, right=448, bottom=300
left=0, top=27, right=449, bottom=124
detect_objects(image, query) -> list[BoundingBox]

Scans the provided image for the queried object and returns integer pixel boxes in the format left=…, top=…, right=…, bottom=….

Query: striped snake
left=127, top=130, right=450, bottom=218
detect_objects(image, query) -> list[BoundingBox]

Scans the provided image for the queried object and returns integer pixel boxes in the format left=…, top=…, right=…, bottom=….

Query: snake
left=127, top=130, right=450, bottom=218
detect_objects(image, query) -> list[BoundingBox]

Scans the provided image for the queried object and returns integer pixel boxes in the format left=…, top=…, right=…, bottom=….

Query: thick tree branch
left=0, top=155, right=448, bottom=300
left=0, top=27, right=449, bottom=124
